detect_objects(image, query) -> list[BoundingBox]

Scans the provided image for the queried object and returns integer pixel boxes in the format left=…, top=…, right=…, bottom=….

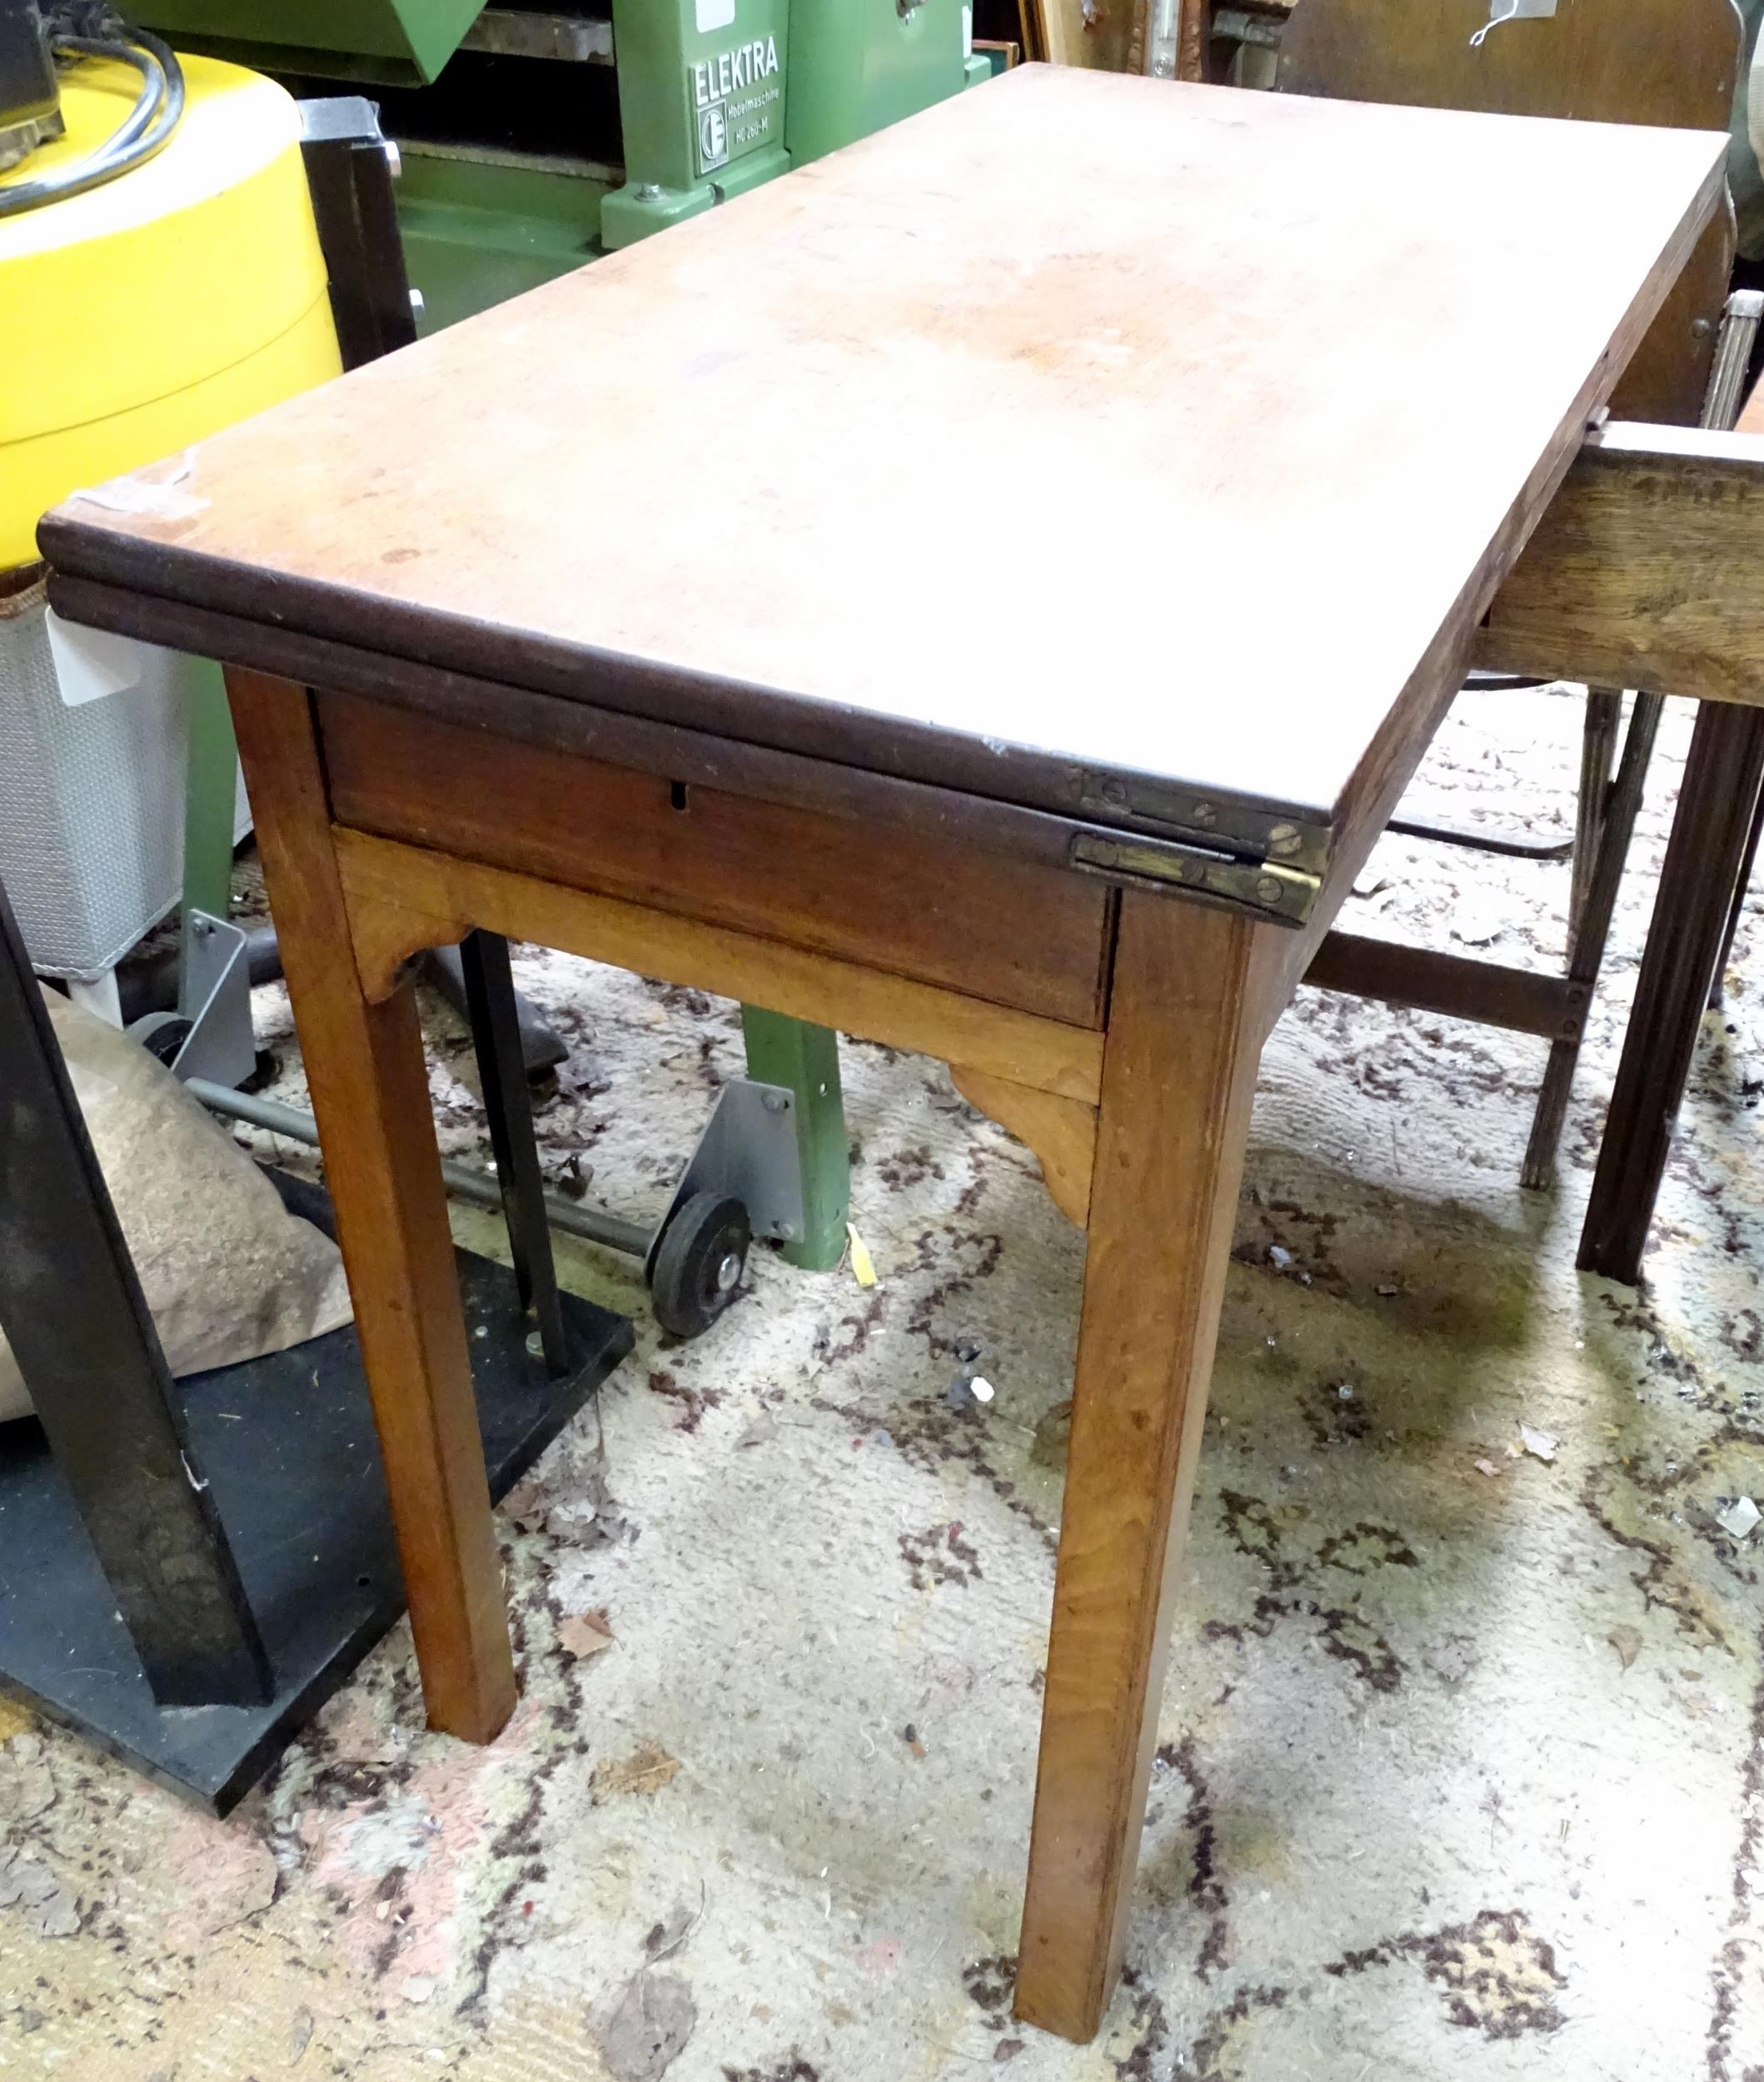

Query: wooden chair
left=1236, top=0, right=1744, bottom=1186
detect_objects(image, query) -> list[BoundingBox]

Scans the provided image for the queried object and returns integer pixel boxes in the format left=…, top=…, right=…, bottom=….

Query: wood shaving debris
left=643, top=1883, right=706, bottom=1963
left=500, top=1476, right=551, bottom=1533
left=557, top=1609, right=616, bottom=1660
left=592, top=1742, right=680, bottom=1803
left=846, top=1223, right=877, bottom=1288
left=595, top=1970, right=697, bottom=2082
left=0, top=1846, right=78, bottom=1937
left=735, top=1409, right=778, bottom=1448
left=1608, top=1626, right=1643, bottom=1671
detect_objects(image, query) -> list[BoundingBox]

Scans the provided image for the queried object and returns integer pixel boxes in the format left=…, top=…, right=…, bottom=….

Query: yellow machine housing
left=0, top=52, right=340, bottom=569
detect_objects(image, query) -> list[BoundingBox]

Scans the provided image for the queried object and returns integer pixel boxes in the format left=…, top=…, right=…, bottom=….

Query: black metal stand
left=0, top=1183, right=629, bottom=1811
left=0, top=870, right=631, bottom=1809
left=0, top=877, right=271, bottom=1708
left=460, top=929, right=571, bottom=1373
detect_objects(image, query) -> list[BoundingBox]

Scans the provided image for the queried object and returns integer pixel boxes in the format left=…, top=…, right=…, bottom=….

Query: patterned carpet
left=1, top=685, right=1761, bottom=2082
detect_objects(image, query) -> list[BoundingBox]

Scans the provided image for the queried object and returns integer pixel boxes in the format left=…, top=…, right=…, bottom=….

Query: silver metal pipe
left=187, top=1078, right=653, bottom=1259
left=1702, top=289, right=1764, bottom=434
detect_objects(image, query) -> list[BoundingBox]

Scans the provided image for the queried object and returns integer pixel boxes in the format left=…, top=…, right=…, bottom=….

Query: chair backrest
left=1277, top=0, right=1740, bottom=128
left=1273, top=0, right=1745, bottom=421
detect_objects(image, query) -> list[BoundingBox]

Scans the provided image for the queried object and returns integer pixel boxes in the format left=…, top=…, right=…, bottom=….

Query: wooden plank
left=334, top=827, right=1108, bottom=1106
left=39, top=69, right=1723, bottom=841
left=320, top=690, right=1112, bottom=1029
left=1304, top=929, right=1582, bottom=1039
left=1478, top=424, right=1764, bottom=706
left=949, top=1066, right=1097, bottom=1225
left=223, top=670, right=517, bottom=1746
left=1015, top=891, right=1278, bottom=2040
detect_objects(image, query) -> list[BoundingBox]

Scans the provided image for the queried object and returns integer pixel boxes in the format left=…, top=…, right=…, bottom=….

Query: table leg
left=1015, top=891, right=1272, bottom=2042
left=1578, top=702, right=1764, bottom=1285
left=225, top=670, right=517, bottom=1744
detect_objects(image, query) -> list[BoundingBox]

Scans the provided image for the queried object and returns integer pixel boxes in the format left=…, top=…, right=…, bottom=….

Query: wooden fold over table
left=39, top=67, right=1744, bottom=2043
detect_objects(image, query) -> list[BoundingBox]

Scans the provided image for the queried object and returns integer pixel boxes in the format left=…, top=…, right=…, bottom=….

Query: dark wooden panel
left=318, top=692, right=1114, bottom=1029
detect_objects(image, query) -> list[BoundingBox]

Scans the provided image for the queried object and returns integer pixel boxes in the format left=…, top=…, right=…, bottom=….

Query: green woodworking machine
left=130, top=1, right=988, bottom=328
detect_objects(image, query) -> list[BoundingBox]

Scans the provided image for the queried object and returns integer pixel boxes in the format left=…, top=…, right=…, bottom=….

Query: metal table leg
left=459, top=928, right=571, bottom=1375
left=740, top=1008, right=850, bottom=1271
left=0, top=875, right=272, bottom=1707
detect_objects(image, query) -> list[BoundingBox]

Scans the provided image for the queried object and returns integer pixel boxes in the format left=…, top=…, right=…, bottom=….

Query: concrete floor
left=2, top=685, right=1762, bottom=2081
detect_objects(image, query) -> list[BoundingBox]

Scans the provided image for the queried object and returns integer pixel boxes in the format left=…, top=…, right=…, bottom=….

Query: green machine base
left=600, top=139, right=787, bottom=250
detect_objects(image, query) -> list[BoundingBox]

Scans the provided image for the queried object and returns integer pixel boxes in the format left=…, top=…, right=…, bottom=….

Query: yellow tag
left=846, top=1222, right=877, bottom=1288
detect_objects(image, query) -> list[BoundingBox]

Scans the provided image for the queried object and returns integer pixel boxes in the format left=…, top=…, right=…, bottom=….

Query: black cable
left=0, top=14, right=184, bottom=219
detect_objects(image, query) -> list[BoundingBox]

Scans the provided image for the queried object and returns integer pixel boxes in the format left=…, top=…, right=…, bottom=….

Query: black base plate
left=0, top=1225, right=630, bottom=1814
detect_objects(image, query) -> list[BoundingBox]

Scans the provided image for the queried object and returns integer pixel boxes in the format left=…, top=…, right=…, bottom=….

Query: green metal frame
left=395, top=147, right=613, bottom=336
left=132, top=0, right=485, bottom=83
left=740, top=1007, right=849, bottom=1271
left=601, top=0, right=791, bottom=249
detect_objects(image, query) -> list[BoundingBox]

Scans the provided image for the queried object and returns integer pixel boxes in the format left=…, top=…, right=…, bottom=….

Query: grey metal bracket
left=643, top=1078, right=807, bottom=1280
left=172, top=910, right=255, bottom=1089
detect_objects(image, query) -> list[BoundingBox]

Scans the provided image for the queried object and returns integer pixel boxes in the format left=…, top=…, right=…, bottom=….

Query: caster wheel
left=650, top=1190, right=750, bottom=1339
left=127, top=1010, right=191, bottom=1068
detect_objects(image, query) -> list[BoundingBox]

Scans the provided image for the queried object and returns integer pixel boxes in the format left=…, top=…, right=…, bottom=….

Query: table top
left=41, top=66, right=1722, bottom=859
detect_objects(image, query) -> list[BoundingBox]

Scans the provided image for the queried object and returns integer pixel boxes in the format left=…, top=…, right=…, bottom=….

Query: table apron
left=333, top=824, right=1110, bottom=1109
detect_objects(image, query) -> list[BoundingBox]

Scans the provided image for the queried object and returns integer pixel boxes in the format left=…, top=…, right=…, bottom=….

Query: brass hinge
left=1069, top=827, right=1319, bottom=926
left=1066, top=768, right=1332, bottom=879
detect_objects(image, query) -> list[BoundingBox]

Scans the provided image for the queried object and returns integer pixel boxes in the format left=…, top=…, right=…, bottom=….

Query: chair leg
left=1578, top=703, right=1764, bottom=1283
left=1707, top=783, right=1764, bottom=1009
left=1522, top=693, right=1663, bottom=1190
left=1568, top=689, right=1622, bottom=959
